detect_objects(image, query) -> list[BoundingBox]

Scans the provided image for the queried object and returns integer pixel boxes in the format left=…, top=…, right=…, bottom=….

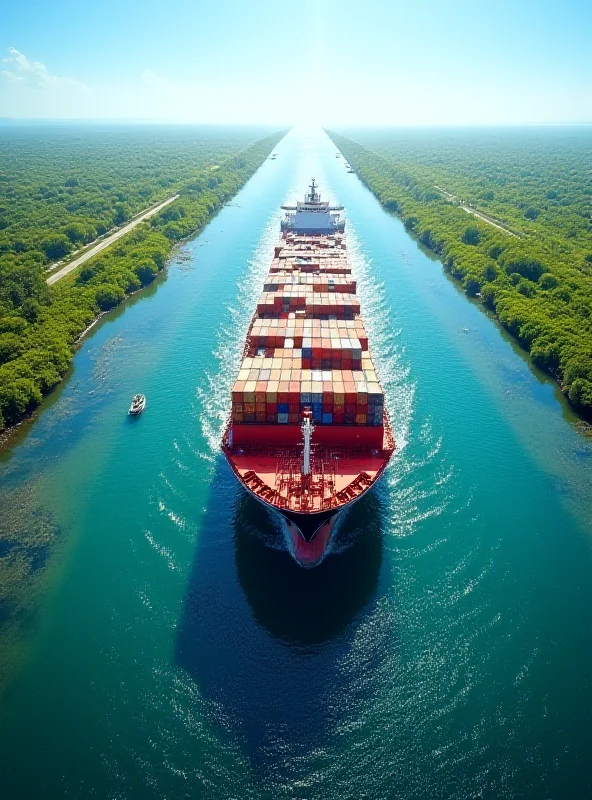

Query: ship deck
left=223, top=439, right=393, bottom=514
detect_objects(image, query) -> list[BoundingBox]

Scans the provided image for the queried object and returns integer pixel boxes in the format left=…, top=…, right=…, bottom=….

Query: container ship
left=222, top=179, right=395, bottom=566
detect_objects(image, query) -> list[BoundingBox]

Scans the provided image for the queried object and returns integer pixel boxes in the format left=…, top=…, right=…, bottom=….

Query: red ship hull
left=280, top=509, right=338, bottom=567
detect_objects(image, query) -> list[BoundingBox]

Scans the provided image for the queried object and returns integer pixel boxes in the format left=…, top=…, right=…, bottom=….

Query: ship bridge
left=281, top=178, right=345, bottom=234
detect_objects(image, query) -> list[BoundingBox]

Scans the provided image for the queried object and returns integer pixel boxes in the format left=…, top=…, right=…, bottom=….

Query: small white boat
left=128, top=394, right=146, bottom=415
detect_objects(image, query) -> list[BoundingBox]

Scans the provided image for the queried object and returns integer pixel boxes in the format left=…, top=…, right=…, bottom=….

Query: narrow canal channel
left=1, top=128, right=592, bottom=799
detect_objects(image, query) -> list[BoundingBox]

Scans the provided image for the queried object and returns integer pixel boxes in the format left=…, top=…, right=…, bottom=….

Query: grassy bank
left=0, top=130, right=286, bottom=430
left=327, top=129, right=592, bottom=417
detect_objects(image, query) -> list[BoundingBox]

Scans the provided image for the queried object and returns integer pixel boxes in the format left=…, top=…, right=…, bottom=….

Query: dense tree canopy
left=327, top=127, right=592, bottom=417
left=0, top=127, right=286, bottom=430
left=0, top=125, right=275, bottom=276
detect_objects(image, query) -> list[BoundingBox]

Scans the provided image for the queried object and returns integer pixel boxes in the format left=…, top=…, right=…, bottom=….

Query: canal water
left=1, top=128, right=592, bottom=799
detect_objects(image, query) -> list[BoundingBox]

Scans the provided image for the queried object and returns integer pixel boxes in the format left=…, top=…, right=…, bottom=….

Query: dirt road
left=46, top=194, right=180, bottom=286
left=434, top=186, right=520, bottom=238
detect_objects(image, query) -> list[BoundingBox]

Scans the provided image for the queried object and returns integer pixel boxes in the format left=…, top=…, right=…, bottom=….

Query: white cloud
left=141, top=69, right=172, bottom=88
left=1, top=48, right=87, bottom=89
left=1, top=69, right=25, bottom=83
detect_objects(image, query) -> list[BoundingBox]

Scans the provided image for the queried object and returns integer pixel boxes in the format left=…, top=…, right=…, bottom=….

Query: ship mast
left=301, top=411, right=314, bottom=476
left=308, top=178, right=319, bottom=202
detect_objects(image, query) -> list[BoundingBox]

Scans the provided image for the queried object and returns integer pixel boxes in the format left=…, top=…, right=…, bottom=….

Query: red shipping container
left=278, top=382, right=289, bottom=403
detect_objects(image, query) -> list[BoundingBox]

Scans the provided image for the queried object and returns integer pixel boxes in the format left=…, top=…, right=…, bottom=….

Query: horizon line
left=1, top=118, right=592, bottom=128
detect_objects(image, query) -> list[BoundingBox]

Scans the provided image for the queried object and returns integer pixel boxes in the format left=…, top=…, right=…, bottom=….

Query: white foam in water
left=345, top=224, right=414, bottom=455
left=143, top=528, right=182, bottom=573
left=196, top=214, right=281, bottom=462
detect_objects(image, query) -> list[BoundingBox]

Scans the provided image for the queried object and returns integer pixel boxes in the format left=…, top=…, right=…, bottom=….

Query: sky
left=1, top=0, right=591, bottom=125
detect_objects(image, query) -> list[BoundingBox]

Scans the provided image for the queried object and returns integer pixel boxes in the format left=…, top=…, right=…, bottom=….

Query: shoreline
left=411, top=216, right=592, bottom=423
left=0, top=130, right=287, bottom=439
left=330, top=138, right=592, bottom=425
left=0, top=236, right=191, bottom=448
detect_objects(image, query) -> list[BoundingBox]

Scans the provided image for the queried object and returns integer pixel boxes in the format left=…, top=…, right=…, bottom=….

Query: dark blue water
left=1, top=128, right=592, bottom=799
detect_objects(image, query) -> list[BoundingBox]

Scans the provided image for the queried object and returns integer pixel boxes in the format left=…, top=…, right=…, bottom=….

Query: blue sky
left=1, top=0, right=590, bottom=124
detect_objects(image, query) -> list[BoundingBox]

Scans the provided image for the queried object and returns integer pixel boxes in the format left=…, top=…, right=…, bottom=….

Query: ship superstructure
left=280, top=178, right=345, bottom=234
left=222, top=180, right=394, bottom=566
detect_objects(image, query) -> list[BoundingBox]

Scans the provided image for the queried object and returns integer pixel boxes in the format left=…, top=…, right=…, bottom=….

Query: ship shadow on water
left=234, top=489, right=384, bottom=645
left=174, top=457, right=387, bottom=770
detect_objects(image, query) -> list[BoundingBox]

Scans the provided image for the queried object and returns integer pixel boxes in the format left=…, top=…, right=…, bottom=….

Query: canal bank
left=1, top=128, right=592, bottom=799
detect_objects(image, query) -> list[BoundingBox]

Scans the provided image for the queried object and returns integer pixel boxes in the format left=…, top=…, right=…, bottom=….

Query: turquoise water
left=1, top=128, right=592, bottom=799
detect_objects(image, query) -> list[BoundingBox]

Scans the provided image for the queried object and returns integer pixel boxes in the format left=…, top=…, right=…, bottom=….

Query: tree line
left=327, top=128, right=592, bottom=416
left=0, top=128, right=286, bottom=430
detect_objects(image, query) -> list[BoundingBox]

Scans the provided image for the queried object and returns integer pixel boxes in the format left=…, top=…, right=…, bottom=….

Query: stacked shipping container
left=231, top=233, right=386, bottom=428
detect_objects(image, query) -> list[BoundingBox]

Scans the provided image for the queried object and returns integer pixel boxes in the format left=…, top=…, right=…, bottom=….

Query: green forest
left=0, top=126, right=285, bottom=430
left=328, top=127, right=592, bottom=417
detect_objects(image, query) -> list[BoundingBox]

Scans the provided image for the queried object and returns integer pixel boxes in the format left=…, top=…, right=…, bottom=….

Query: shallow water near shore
left=1, top=128, right=592, bottom=799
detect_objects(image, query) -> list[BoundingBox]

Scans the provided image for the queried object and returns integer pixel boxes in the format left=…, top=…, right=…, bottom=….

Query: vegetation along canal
left=1, top=128, right=592, bottom=799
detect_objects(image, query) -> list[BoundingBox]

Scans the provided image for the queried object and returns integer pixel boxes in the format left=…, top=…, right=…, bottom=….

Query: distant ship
left=222, top=179, right=395, bottom=566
